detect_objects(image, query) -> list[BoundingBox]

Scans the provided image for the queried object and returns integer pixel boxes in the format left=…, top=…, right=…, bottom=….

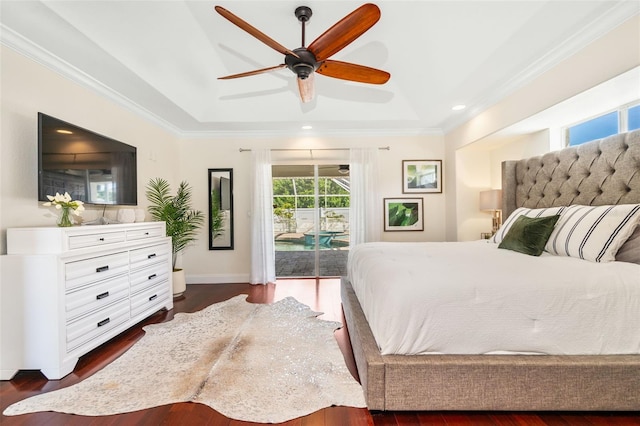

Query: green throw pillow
left=498, top=215, right=560, bottom=256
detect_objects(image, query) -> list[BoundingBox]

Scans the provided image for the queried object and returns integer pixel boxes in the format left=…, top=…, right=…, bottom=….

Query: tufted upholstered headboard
left=501, top=129, right=640, bottom=219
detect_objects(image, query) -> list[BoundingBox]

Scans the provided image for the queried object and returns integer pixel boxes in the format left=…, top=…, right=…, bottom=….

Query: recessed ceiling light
left=56, top=129, right=73, bottom=134
left=301, top=125, right=312, bottom=130
left=452, top=105, right=466, bottom=111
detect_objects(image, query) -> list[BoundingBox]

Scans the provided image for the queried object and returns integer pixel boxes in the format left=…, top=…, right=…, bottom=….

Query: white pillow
left=490, top=206, right=566, bottom=244
left=545, top=204, right=640, bottom=262
left=616, top=224, right=640, bottom=264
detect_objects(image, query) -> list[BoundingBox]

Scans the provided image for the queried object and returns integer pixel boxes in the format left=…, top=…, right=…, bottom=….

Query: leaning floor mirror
left=208, top=168, right=234, bottom=250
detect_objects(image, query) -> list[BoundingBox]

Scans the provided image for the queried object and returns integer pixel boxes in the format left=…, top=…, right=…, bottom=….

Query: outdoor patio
left=275, top=249, right=349, bottom=277
left=273, top=204, right=350, bottom=278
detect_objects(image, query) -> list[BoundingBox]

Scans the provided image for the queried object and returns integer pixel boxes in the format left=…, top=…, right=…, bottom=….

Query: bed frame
left=341, top=129, right=640, bottom=411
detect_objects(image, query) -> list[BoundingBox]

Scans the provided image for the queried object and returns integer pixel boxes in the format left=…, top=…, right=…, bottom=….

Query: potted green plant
left=146, top=178, right=204, bottom=297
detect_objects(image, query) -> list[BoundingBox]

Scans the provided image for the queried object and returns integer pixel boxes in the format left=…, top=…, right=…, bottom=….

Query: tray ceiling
left=1, top=1, right=637, bottom=136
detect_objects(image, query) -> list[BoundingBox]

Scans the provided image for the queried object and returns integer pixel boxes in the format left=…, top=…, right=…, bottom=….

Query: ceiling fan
left=215, top=3, right=390, bottom=103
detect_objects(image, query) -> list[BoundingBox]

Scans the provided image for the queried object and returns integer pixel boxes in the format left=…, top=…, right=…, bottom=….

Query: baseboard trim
left=187, top=274, right=250, bottom=284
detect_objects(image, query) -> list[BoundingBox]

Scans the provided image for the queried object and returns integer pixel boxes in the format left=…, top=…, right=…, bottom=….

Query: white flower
left=42, top=192, right=85, bottom=216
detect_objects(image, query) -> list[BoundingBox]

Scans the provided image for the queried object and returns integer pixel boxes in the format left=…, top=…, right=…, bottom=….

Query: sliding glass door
left=272, top=164, right=350, bottom=278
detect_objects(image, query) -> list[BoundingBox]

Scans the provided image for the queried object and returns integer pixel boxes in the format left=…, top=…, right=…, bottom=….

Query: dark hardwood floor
left=1, top=279, right=639, bottom=426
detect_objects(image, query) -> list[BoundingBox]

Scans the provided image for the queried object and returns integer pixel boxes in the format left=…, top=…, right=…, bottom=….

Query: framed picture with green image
left=402, top=159, right=442, bottom=193
left=383, top=198, right=424, bottom=231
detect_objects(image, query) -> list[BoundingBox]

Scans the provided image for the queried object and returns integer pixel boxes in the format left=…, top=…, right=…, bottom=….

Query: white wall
left=489, top=130, right=552, bottom=187
left=0, top=46, right=179, bottom=254
left=179, top=133, right=445, bottom=283
left=453, top=129, right=552, bottom=240
left=2, top=13, right=637, bottom=280
left=444, top=15, right=640, bottom=241
left=455, top=148, right=492, bottom=241
left=0, top=44, right=445, bottom=282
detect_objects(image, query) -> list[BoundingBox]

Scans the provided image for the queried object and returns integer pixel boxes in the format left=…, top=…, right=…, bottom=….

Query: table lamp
left=480, top=189, right=503, bottom=234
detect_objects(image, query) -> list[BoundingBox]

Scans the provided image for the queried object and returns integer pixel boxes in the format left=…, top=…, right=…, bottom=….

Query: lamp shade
left=479, top=189, right=502, bottom=211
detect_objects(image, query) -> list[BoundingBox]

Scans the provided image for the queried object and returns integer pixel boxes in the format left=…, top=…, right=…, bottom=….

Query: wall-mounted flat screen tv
left=38, top=112, right=138, bottom=205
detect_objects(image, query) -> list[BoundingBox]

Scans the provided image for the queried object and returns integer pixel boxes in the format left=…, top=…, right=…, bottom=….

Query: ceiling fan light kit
left=215, top=3, right=390, bottom=103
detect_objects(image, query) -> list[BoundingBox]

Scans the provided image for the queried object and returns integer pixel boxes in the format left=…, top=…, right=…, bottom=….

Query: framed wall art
left=402, top=159, right=442, bottom=193
left=384, top=198, right=424, bottom=231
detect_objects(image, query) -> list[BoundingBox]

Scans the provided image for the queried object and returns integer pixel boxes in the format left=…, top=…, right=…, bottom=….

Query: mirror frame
left=208, top=168, right=234, bottom=250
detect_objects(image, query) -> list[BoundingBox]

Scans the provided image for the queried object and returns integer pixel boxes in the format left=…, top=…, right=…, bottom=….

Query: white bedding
left=347, top=240, right=640, bottom=356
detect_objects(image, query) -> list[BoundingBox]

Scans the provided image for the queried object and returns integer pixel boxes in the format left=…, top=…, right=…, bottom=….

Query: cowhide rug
left=4, top=295, right=366, bottom=423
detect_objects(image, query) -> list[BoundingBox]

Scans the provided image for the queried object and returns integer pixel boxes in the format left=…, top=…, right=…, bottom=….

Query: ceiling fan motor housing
left=285, top=48, right=318, bottom=79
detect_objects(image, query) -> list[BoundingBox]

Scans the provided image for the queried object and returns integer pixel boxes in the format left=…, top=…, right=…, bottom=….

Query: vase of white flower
left=58, top=206, right=73, bottom=227
left=42, top=192, right=85, bottom=227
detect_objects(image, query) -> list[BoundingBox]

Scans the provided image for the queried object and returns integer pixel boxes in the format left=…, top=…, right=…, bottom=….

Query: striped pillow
left=616, top=224, right=640, bottom=264
left=490, top=206, right=567, bottom=244
left=545, top=204, right=640, bottom=262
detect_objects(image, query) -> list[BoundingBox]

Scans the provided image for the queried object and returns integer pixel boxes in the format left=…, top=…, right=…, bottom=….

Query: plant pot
left=172, top=268, right=186, bottom=298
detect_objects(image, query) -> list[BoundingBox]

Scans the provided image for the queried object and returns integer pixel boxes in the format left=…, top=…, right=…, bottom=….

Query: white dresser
left=0, top=222, right=173, bottom=380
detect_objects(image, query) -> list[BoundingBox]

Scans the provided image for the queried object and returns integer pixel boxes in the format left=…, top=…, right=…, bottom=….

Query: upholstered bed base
left=341, top=278, right=640, bottom=411
left=342, top=131, right=640, bottom=410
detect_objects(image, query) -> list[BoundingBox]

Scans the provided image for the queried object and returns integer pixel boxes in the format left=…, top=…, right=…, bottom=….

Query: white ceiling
left=1, top=0, right=638, bottom=137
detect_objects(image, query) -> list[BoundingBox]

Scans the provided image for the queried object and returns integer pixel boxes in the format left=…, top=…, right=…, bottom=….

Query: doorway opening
left=272, top=164, right=350, bottom=278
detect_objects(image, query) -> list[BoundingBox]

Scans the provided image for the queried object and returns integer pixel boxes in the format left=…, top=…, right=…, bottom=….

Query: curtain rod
left=238, top=146, right=390, bottom=152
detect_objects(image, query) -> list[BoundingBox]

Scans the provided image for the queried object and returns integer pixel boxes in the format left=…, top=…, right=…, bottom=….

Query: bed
left=341, top=129, right=640, bottom=411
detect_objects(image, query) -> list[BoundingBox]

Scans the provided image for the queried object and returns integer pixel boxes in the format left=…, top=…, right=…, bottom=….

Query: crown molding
left=1, top=22, right=442, bottom=139
left=4, top=0, right=636, bottom=140
left=2, top=25, right=441, bottom=139
left=441, top=1, right=639, bottom=135
left=178, top=126, right=444, bottom=139
left=1, top=24, right=184, bottom=136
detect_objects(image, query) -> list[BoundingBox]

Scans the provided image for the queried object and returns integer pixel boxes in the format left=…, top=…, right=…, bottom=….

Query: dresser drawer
left=68, top=230, right=126, bottom=250
left=130, top=264, right=169, bottom=294
left=66, top=299, right=130, bottom=352
left=66, top=275, right=129, bottom=321
left=65, top=252, right=129, bottom=290
left=126, top=226, right=165, bottom=241
left=130, top=280, right=170, bottom=318
left=129, top=243, right=170, bottom=271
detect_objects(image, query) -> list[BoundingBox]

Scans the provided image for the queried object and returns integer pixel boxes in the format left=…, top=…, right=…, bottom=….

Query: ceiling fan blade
left=218, top=64, right=286, bottom=80
left=317, top=60, right=390, bottom=84
left=215, top=6, right=299, bottom=58
left=297, top=73, right=315, bottom=103
left=307, top=3, right=381, bottom=62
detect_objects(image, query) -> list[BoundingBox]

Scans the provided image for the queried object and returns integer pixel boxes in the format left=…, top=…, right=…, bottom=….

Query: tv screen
left=38, top=113, right=138, bottom=205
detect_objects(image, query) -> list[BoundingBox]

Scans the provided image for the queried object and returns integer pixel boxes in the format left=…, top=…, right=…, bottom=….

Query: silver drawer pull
left=97, top=318, right=110, bottom=327
left=149, top=294, right=158, bottom=301
left=147, top=253, right=156, bottom=259
left=148, top=274, right=157, bottom=280
left=96, top=265, right=109, bottom=273
left=96, top=291, right=110, bottom=300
